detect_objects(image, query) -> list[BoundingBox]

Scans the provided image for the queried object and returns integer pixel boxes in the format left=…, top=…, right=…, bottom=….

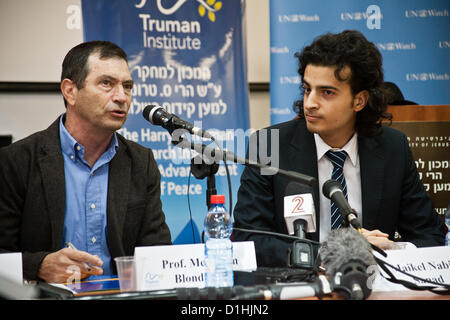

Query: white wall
left=0, top=0, right=271, bottom=143
left=0, top=93, right=65, bottom=141
left=246, top=0, right=271, bottom=130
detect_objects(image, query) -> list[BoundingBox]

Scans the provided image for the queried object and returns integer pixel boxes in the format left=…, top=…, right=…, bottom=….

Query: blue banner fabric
left=81, top=0, right=250, bottom=244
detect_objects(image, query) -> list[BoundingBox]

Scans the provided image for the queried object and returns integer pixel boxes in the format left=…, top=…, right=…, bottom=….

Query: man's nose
left=112, top=85, right=128, bottom=104
left=304, top=90, right=319, bottom=109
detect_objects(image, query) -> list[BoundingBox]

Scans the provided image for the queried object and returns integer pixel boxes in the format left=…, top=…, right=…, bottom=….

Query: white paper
left=371, top=245, right=450, bottom=292
left=0, top=252, right=23, bottom=284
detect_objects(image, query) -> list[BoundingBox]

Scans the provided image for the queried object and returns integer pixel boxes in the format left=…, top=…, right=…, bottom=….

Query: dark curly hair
left=293, top=30, right=392, bottom=138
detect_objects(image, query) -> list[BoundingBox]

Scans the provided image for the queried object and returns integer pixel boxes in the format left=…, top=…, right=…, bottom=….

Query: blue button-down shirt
left=59, top=115, right=118, bottom=275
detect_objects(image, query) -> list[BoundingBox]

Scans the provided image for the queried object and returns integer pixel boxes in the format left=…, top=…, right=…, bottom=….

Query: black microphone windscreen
left=319, top=228, right=376, bottom=277
left=142, top=105, right=156, bottom=121
left=285, top=181, right=312, bottom=196
left=322, top=179, right=342, bottom=199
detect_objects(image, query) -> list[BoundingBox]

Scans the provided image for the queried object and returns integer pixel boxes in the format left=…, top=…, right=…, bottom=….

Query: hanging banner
left=270, top=0, right=450, bottom=125
left=81, top=0, right=250, bottom=244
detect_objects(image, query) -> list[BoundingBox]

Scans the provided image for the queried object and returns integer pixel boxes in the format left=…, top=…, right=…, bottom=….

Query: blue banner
left=81, top=0, right=249, bottom=244
left=270, top=0, right=450, bottom=125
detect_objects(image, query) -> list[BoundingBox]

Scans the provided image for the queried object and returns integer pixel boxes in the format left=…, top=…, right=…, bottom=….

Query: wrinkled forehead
left=86, top=53, right=132, bottom=80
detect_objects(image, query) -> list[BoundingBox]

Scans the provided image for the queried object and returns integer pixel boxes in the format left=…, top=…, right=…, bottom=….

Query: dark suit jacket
left=232, top=118, right=445, bottom=267
left=0, top=117, right=171, bottom=280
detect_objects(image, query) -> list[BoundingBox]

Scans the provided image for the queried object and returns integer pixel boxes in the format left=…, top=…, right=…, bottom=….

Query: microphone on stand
left=322, top=179, right=361, bottom=230
left=142, top=104, right=214, bottom=139
left=173, top=136, right=317, bottom=187
left=283, top=182, right=317, bottom=269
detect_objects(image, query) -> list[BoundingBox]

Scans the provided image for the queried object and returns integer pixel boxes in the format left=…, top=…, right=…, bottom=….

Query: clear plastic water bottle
left=445, top=207, right=450, bottom=246
left=204, top=194, right=234, bottom=287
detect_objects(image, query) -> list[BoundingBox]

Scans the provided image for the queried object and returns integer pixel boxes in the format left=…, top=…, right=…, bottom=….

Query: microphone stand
left=172, top=136, right=317, bottom=187
left=287, top=220, right=315, bottom=270
left=172, top=135, right=317, bottom=255
left=190, top=155, right=218, bottom=210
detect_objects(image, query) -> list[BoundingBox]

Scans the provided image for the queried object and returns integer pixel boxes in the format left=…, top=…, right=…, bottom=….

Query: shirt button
left=91, top=237, right=96, bottom=243
left=70, top=155, right=74, bottom=160
left=90, top=203, right=96, bottom=209
left=76, top=146, right=81, bottom=151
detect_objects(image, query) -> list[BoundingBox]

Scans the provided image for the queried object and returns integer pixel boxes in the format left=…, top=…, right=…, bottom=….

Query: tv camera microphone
left=284, top=182, right=317, bottom=269
left=142, top=104, right=213, bottom=139
left=319, top=228, right=377, bottom=300
left=322, top=179, right=361, bottom=230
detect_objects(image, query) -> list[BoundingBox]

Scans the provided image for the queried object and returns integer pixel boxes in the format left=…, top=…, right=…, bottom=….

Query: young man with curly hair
left=232, top=30, right=445, bottom=267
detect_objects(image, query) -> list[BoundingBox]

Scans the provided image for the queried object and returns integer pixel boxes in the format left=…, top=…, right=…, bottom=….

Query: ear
left=60, top=79, right=78, bottom=107
left=353, top=90, right=369, bottom=112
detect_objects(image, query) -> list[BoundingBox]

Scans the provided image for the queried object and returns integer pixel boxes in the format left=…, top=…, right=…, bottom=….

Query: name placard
left=372, top=246, right=450, bottom=292
left=134, top=241, right=257, bottom=291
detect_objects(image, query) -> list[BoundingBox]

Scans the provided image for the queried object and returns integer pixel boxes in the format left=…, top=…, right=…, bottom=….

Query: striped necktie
left=325, top=150, right=348, bottom=229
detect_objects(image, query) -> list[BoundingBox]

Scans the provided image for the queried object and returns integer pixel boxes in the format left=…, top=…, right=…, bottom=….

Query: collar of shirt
left=59, top=114, right=119, bottom=168
left=314, top=132, right=359, bottom=166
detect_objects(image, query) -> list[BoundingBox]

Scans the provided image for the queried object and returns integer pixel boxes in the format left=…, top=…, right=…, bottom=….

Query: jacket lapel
left=358, top=135, right=385, bottom=229
left=37, top=118, right=66, bottom=250
left=106, top=138, right=131, bottom=257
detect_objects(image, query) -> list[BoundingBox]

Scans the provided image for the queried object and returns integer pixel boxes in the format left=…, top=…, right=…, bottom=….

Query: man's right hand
left=37, top=248, right=103, bottom=283
left=360, top=228, right=395, bottom=250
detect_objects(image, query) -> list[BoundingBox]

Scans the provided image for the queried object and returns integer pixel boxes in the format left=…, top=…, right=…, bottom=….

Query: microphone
left=263, top=275, right=332, bottom=300
left=284, top=182, right=316, bottom=236
left=142, top=105, right=213, bottom=139
left=322, top=179, right=361, bottom=230
left=319, top=228, right=377, bottom=300
left=174, top=136, right=317, bottom=187
left=70, top=281, right=333, bottom=300
left=284, top=182, right=316, bottom=269
left=172, top=277, right=334, bottom=300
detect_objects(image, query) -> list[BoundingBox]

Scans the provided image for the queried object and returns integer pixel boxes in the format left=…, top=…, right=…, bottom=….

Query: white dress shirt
left=314, top=133, right=362, bottom=242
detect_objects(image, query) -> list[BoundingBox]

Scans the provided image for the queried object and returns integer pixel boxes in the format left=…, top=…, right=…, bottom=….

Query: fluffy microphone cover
left=319, top=228, right=377, bottom=276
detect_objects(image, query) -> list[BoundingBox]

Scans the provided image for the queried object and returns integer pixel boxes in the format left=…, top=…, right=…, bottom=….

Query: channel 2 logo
left=290, top=195, right=305, bottom=214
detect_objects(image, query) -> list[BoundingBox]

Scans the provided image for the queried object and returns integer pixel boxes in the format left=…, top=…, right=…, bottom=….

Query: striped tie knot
left=325, top=150, right=347, bottom=170
left=325, top=150, right=348, bottom=229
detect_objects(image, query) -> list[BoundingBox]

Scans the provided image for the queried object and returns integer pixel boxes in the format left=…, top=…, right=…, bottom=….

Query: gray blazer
left=0, top=117, right=171, bottom=280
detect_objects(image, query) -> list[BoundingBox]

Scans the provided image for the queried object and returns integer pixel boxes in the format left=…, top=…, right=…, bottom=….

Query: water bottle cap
left=210, top=194, right=225, bottom=204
